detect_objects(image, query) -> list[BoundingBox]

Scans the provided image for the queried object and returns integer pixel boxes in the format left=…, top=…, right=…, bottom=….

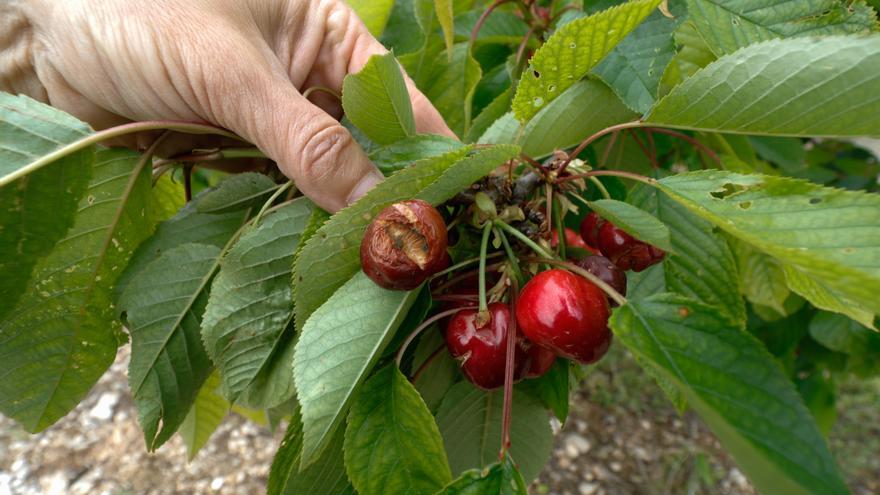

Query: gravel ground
left=1, top=346, right=876, bottom=495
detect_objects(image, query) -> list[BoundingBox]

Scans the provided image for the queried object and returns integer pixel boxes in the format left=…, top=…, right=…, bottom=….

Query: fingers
left=208, top=62, right=383, bottom=212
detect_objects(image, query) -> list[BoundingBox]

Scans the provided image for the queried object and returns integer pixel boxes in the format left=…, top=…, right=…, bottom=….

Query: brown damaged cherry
left=360, top=199, right=449, bottom=290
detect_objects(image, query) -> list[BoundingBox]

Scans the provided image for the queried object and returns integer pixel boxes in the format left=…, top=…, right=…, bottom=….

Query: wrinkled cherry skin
left=551, top=228, right=599, bottom=255
left=360, top=199, right=448, bottom=290
left=596, top=222, right=665, bottom=272
left=445, top=303, right=529, bottom=390
left=576, top=255, right=627, bottom=306
left=515, top=269, right=612, bottom=364
left=524, top=343, right=557, bottom=378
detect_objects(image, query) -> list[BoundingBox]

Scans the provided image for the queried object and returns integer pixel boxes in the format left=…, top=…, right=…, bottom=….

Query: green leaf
left=195, top=172, right=278, bottom=214
left=659, top=20, right=716, bottom=94
left=437, top=456, right=528, bottom=495
left=342, top=53, right=416, bottom=145
left=293, top=145, right=517, bottom=330
left=120, top=243, right=219, bottom=450
left=0, top=148, right=151, bottom=432
left=344, top=365, right=452, bottom=494
left=114, top=189, right=249, bottom=302
left=647, top=36, right=880, bottom=137
left=369, top=134, right=464, bottom=175
left=612, top=293, right=850, bottom=495
left=732, top=241, right=789, bottom=317
left=467, top=88, right=514, bottom=144
left=0, top=94, right=93, bottom=321
left=626, top=262, right=666, bottom=300
left=147, top=174, right=186, bottom=225
left=782, top=266, right=876, bottom=329
left=453, top=11, right=529, bottom=45
left=629, top=185, right=744, bottom=324
left=657, top=170, right=880, bottom=318
left=517, top=359, right=570, bottom=422
left=178, top=371, right=229, bottom=460
left=809, top=311, right=880, bottom=375
left=687, top=0, right=879, bottom=56
left=417, top=43, right=482, bottom=138
left=268, top=405, right=354, bottom=495
left=512, top=0, right=661, bottom=122
left=201, top=199, right=313, bottom=408
left=478, top=80, right=638, bottom=158
left=592, top=5, right=682, bottom=114
left=294, top=272, right=419, bottom=467
left=587, top=198, right=673, bottom=252
left=411, top=329, right=459, bottom=413
left=347, top=0, right=396, bottom=37
left=436, top=0, right=455, bottom=56
left=434, top=381, right=553, bottom=483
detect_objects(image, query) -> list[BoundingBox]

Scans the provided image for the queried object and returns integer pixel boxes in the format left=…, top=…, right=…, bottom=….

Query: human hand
left=2, top=0, right=454, bottom=212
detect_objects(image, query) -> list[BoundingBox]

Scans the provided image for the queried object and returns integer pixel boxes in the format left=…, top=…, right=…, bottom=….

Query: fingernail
left=346, top=171, right=383, bottom=206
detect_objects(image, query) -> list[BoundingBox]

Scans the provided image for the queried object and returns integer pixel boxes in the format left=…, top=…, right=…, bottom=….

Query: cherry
left=551, top=228, right=599, bottom=255
left=578, top=212, right=603, bottom=249
left=524, top=343, right=556, bottom=378
left=596, top=221, right=665, bottom=272
left=445, top=303, right=528, bottom=390
left=575, top=255, right=627, bottom=306
left=515, top=269, right=611, bottom=364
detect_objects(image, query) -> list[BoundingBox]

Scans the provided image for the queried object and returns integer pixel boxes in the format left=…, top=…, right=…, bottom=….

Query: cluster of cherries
left=360, top=199, right=664, bottom=390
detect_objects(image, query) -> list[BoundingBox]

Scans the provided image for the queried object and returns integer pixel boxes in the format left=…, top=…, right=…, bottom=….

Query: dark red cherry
left=575, top=255, right=627, bottom=306
left=524, top=343, right=556, bottom=378
left=551, top=228, right=599, bottom=255
left=445, top=303, right=529, bottom=390
left=578, top=212, right=604, bottom=249
left=515, top=269, right=611, bottom=365
left=596, top=221, right=665, bottom=272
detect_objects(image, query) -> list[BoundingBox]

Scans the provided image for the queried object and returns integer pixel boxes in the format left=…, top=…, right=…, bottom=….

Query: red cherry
left=578, top=212, right=604, bottom=249
left=524, top=343, right=556, bottom=378
left=551, top=228, right=599, bottom=255
left=596, top=222, right=665, bottom=272
left=515, top=269, right=611, bottom=364
left=575, top=255, right=627, bottom=306
left=445, top=303, right=529, bottom=390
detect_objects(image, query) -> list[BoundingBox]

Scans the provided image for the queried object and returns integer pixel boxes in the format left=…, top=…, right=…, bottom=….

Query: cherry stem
left=494, top=220, right=556, bottom=260
left=588, top=176, right=612, bottom=199
left=553, top=196, right=566, bottom=260
left=1, top=120, right=242, bottom=188
left=470, top=0, right=514, bottom=49
left=557, top=120, right=645, bottom=175
left=558, top=170, right=656, bottom=186
left=430, top=252, right=504, bottom=282
left=411, top=344, right=447, bottom=384
left=479, top=223, right=493, bottom=313
left=645, top=127, right=722, bottom=166
left=599, top=131, right=619, bottom=168
left=500, top=278, right=519, bottom=459
left=528, top=257, right=627, bottom=306
left=395, top=307, right=477, bottom=368
left=627, top=129, right=659, bottom=170
left=495, top=227, right=524, bottom=285
left=252, top=181, right=295, bottom=225
left=432, top=261, right=506, bottom=294
left=519, top=153, right=547, bottom=177
left=514, top=26, right=537, bottom=71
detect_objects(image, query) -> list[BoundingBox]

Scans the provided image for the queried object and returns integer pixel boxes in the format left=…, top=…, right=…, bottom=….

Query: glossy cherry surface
left=551, top=228, right=599, bottom=255
left=596, top=221, right=665, bottom=272
left=578, top=212, right=604, bottom=249
left=515, top=269, right=611, bottom=364
left=524, top=343, right=556, bottom=378
left=576, top=255, right=627, bottom=306
left=445, top=303, right=528, bottom=390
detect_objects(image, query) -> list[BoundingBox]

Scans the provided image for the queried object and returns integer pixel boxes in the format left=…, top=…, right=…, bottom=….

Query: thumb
left=210, top=64, right=382, bottom=213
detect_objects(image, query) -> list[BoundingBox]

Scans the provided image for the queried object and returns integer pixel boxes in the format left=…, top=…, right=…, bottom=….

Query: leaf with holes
left=434, top=381, right=553, bottom=483
left=657, top=170, right=880, bottom=318
left=294, top=272, right=419, bottom=467
left=344, top=365, right=452, bottom=495
left=0, top=148, right=151, bottom=432
left=201, top=199, right=313, bottom=408
left=612, top=293, right=849, bottom=495
left=687, top=0, right=879, bottom=56
left=120, top=243, right=219, bottom=450
left=512, top=0, right=661, bottom=123
left=342, top=53, right=416, bottom=145
left=647, top=36, right=880, bottom=137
